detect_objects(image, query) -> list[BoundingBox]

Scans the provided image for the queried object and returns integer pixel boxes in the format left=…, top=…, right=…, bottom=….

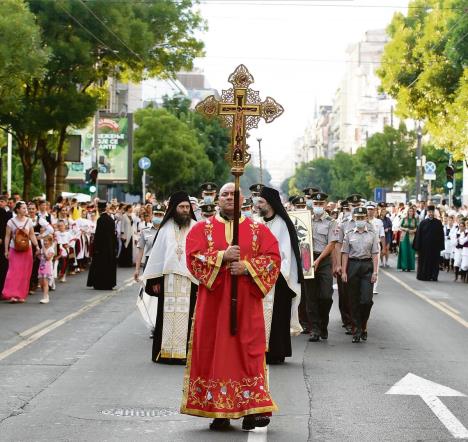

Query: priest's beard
left=174, top=213, right=191, bottom=227
left=259, top=207, right=270, bottom=218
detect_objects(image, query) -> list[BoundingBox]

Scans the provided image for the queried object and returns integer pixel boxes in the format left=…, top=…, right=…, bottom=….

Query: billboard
left=66, top=113, right=133, bottom=184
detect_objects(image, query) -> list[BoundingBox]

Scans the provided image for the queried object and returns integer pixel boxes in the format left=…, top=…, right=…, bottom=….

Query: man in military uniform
left=306, top=191, right=339, bottom=342
left=241, top=197, right=253, bottom=218
left=366, top=201, right=385, bottom=294
left=341, top=207, right=379, bottom=343
left=303, top=187, right=320, bottom=210
left=200, top=182, right=217, bottom=204
left=200, top=203, right=217, bottom=219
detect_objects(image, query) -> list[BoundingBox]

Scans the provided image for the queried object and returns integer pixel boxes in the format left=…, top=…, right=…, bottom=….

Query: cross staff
left=196, top=65, right=284, bottom=335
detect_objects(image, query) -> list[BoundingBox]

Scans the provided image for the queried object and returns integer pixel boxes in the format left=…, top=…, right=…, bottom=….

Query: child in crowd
left=38, top=235, right=55, bottom=304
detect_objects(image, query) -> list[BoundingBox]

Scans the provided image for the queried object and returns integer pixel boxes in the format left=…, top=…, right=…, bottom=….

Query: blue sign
left=424, top=161, right=436, bottom=174
left=138, top=156, right=151, bottom=170
left=374, top=187, right=385, bottom=203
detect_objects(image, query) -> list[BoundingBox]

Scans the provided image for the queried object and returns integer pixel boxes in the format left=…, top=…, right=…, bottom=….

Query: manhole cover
left=101, top=407, right=179, bottom=418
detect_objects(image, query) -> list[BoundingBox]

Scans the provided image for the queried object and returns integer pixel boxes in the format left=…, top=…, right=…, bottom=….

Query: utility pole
left=257, top=137, right=263, bottom=184
left=93, top=110, right=100, bottom=197
left=415, top=125, right=422, bottom=201
left=7, top=131, right=12, bottom=196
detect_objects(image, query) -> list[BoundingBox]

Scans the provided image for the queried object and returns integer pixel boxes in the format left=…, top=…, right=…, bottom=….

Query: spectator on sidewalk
left=2, top=201, right=40, bottom=303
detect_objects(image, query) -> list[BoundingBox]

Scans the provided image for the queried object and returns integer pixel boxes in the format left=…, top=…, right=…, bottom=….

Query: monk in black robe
left=87, top=201, right=117, bottom=290
left=257, top=187, right=304, bottom=364
left=413, top=205, right=444, bottom=281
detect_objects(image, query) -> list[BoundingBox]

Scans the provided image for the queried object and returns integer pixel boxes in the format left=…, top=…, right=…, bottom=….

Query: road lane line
left=18, top=319, right=56, bottom=338
left=438, top=301, right=460, bottom=315
left=0, top=280, right=135, bottom=362
left=381, top=270, right=468, bottom=329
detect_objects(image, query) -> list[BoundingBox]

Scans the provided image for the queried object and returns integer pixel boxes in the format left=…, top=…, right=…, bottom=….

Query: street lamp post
left=257, top=137, right=263, bottom=184
left=415, top=125, right=422, bottom=201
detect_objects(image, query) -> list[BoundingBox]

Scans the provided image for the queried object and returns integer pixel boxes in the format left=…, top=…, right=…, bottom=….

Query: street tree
left=0, top=0, right=48, bottom=115
left=133, top=107, right=213, bottom=197
left=377, top=0, right=467, bottom=158
left=162, top=96, right=231, bottom=184
left=0, top=0, right=204, bottom=200
left=240, top=165, right=272, bottom=195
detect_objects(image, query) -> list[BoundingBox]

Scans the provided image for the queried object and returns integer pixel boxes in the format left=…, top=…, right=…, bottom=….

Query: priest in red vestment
left=181, top=182, right=281, bottom=431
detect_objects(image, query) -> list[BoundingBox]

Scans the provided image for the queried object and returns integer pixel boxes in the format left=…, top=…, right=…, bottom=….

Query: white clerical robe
left=142, top=219, right=198, bottom=359
left=263, top=215, right=302, bottom=340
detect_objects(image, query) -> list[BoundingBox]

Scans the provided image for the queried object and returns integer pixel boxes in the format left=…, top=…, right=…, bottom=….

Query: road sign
left=424, top=173, right=436, bottom=181
left=138, top=157, right=151, bottom=170
left=386, top=373, right=468, bottom=439
left=374, top=187, right=385, bottom=202
left=424, top=161, right=436, bottom=174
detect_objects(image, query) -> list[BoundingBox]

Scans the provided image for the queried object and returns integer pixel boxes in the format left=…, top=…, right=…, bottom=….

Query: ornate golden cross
left=195, top=64, right=284, bottom=176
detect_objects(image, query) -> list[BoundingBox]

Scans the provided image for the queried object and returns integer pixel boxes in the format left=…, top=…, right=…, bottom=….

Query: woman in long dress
left=397, top=206, right=418, bottom=272
left=2, top=201, right=40, bottom=303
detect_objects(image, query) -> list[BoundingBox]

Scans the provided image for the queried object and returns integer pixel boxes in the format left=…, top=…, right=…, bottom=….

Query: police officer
left=200, top=182, right=217, bottom=204
left=303, top=187, right=320, bottom=210
left=341, top=207, right=379, bottom=343
left=134, top=204, right=166, bottom=281
left=306, top=191, right=339, bottom=342
left=249, top=183, right=264, bottom=198
left=241, top=198, right=253, bottom=218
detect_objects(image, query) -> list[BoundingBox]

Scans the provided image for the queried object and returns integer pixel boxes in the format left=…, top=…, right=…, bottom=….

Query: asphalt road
left=0, top=259, right=467, bottom=442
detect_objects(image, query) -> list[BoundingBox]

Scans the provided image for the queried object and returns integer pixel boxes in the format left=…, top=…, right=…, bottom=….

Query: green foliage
left=162, top=96, right=231, bottom=184
left=0, top=0, right=205, bottom=199
left=0, top=0, right=49, bottom=113
left=133, top=107, right=213, bottom=197
left=285, top=125, right=420, bottom=200
left=377, top=0, right=467, bottom=157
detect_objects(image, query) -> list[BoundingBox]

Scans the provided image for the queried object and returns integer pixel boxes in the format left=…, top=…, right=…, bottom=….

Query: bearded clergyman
left=142, top=191, right=198, bottom=364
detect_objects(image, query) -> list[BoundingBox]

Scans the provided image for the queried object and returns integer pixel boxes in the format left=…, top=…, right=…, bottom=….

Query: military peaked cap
left=311, top=192, right=328, bottom=201
left=242, top=197, right=253, bottom=209
left=347, top=194, right=362, bottom=204
left=303, top=186, right=320, bottom=196
left=200, top=182, right=217, bottom=192
left=292, top=196, right=306, bottom=205
left=377, top=202, right=387, bottom=208
left=249, top=183, right=264, bottom=193
left=152, top=203, right=166, bottom=214
left=340, top=200, right=349, bottom=208
left=200, top=203, right=216, bottom=214
left=353, top=207, right=367, bottom=216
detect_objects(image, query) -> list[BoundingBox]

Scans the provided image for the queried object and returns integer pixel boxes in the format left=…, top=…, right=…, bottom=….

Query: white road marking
left=386, top=373, right=468, bottom=439
left=381, top=270, right=468, bottom=328
left=0, top=280, right=135, bottom=362
left=18, top=319, right=55, bottom=338
left=438, top=301, right=460, bottom=315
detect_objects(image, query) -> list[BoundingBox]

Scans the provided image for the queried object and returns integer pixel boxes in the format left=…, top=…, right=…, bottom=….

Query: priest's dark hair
left=259, top=186, right=304, bottom=283
left=157, top=190, right=197, bottom=233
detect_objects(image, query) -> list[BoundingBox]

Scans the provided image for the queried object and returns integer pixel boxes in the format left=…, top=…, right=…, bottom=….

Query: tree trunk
left=54, top=127, right=67, bottom=199
left=39, top=140, right=57, bottom=203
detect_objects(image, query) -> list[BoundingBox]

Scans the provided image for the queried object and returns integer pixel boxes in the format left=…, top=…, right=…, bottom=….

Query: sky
left=192, top=0, right=408, bottom=184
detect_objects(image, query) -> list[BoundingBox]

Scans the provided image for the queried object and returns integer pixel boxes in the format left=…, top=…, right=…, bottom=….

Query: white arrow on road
left=386, top=373, right=468, bottom=439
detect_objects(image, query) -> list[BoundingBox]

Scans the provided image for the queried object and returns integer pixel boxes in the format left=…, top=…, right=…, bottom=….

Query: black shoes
left=242, top=415, right=270, bottom=431
left=361, top=331, right=368, bottom=341
left=308, top=333, right=320, bottom=342
left=345, top=326, right=353, bottom=335
left=352, top=334, right=361, bottom=343
left=209, top=418, right=231, bottom=431
left=320, top=329, right=328, bottom=340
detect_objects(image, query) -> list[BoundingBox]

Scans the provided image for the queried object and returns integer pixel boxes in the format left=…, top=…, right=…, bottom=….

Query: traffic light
left=445, top=165, right=454, bottom=190
left=85, top=168, right=98, bottom=194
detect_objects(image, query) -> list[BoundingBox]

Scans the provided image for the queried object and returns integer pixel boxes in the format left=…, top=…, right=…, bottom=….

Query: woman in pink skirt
left=2, top=201, right=40, bottom=303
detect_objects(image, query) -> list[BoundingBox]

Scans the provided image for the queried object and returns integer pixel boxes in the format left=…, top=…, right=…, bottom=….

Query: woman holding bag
left=397, top=206, right=418, bottom=272
left=2, top=201, right=40, bottom=303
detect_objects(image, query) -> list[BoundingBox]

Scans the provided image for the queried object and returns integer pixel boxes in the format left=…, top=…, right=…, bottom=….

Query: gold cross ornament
left=195, top=65, right=284, bottom=176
